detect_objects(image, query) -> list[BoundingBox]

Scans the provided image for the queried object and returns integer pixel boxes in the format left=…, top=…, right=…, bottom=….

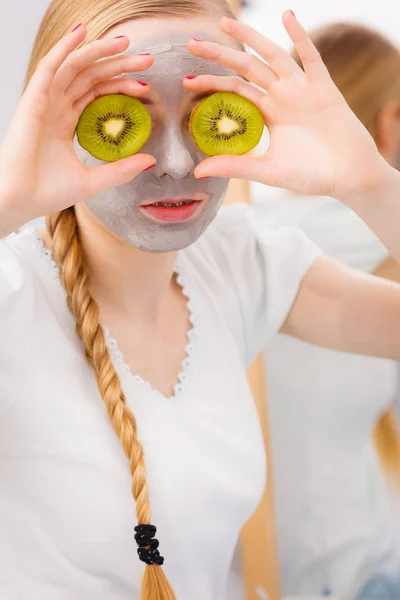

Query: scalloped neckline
left=31, top=228, right=196, bottom=402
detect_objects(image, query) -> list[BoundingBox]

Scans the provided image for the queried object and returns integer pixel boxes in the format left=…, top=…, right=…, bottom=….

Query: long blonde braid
left=46, top=208, right=175, bottom=599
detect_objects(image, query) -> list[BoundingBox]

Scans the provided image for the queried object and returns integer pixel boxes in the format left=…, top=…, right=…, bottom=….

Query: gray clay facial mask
left=74, top=32, right=238, bottom=253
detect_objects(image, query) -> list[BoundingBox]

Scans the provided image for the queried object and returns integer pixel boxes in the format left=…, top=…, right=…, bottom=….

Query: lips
left=139, top=198, right=206, bottom=223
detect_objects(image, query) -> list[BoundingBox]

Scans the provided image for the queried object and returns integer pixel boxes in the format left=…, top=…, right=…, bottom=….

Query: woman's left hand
left=185, top=12, right=391, bottom=204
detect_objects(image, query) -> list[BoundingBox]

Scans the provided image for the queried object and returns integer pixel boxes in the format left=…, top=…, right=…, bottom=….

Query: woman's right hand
left=0, top=24, right=156, bottom=237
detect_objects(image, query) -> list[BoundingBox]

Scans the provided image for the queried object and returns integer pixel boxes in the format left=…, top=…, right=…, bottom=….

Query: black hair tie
left=134, top=524, right=165, bottom=566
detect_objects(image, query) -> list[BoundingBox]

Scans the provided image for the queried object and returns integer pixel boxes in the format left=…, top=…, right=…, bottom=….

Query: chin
left=127, top=200, right=224, bottom=253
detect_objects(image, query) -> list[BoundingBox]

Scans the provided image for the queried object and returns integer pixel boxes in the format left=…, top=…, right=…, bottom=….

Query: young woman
left=250, top=23, right=400, bottom=599
left=2, top=1, right=400, bottom=599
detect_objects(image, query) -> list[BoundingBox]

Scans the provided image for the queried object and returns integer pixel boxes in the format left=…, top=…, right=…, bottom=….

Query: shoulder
left=0, top=228, right=40, bottom=292
left=2, top=226, right=43, bottom=256
left=253, top=189, right=388, bottom=271
left=0, top=226, right=64, bottom=319
left=0, top=229, right=45, bottom=412
left=0, top=226, right=49, bottom=304
left=0, top=226, right=59, bottom=332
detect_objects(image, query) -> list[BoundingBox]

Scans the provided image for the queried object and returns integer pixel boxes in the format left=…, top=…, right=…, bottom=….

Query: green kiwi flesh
left=189, top=92, right=264, bottom=156
left=76, top=94, right=152, bottom=162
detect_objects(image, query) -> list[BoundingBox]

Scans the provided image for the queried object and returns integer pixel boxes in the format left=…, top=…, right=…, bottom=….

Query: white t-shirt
left=252, top=186, right=400, bottom=598
left=0, top=204, right=321, bottom=600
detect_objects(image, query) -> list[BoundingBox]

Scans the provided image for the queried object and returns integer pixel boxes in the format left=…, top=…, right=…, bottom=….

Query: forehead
left=104, top=15, right=240, bottom=49
left=103, top=17, right=241, bottom=94
left=127, top=41, right=237, bottom=87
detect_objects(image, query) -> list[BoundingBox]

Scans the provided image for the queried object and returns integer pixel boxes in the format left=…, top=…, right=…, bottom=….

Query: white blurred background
left=1, top=0, right=400, bottom=143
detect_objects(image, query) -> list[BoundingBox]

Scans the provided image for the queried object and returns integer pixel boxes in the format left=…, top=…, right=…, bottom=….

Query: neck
left=44, top=206, right=178, bottom=318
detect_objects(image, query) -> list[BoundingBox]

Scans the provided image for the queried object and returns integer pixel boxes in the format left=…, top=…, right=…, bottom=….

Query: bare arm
left=185, top=14, right=400, bottom=360
left=281, top=255, right=400, bottom=359
left=186, top=15, right=400, bottom=266
left=0, top=25, right=155, bottom=240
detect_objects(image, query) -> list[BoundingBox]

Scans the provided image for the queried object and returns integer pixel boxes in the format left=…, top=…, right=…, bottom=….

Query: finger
left=72, top=77, right=150, bottom=116
left=282, top=11, right=330, bottom=82
left=183, top=74, right=265, bottom=106
left=13, top=24, right=87, bottom=146
left=54, top=35, right=152, bottom=92
left=219, top=16, right=303, bottom=79
left=26, top=23, right=87, bottom=97
left=65, top=53, right=152, bottom=101
left=187, top=38, right=278, bottom=91
left=194, top=155, right=273, bottom=185
left=85, top=153, right=156, bottom=197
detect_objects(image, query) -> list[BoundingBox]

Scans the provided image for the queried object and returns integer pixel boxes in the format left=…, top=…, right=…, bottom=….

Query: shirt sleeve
left=0, top=235, right=35, bottom=413
left=209, top=204, right=324, bottom=366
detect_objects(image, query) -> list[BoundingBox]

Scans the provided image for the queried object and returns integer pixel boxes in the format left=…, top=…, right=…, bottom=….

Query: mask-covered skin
left=74, top=32, right=238, bottom=253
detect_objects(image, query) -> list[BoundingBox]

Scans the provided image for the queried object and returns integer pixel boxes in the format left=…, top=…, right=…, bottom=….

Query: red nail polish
left=143, top=164, right=156, bottom=172
left=198, top=176, right=211, bottom=179
left=185, top=75, right=197, bottom=80
left=140, top=53, right=151, bottom=56
left=72, top=23, right=82, bottom=32
left=138, top=81, right=148, bottom=86
left=290, top=10, right=296, bottom=17
left=114, top=35, right=125, bottom=39
left=192, top=38, right=203, bottom=42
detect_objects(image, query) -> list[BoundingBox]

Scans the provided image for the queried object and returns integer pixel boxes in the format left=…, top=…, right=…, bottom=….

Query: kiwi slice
left=189, top=92, right=264, bottom=156
left=76, top=94, right=152, bottom=162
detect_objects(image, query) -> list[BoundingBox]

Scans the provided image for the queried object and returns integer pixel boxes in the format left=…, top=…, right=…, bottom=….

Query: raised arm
left=0, top=24, right=156, bottom=239
left=184, top=12, right=400, bottom=262
left=182, top=13, right=400, bottom=359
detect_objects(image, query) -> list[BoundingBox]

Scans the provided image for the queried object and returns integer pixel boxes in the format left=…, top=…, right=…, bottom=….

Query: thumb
left=194, top=155, right=276, bottom=186
left=85, top=154, right=156, bottom=197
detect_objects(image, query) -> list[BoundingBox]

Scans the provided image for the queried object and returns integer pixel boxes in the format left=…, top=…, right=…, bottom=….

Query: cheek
left=205, top=176, right=230, bottom=200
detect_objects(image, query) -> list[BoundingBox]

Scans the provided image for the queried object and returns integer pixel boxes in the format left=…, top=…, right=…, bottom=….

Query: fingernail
left=114, top=35, right=125, bottom=39
left=185, top=75, right=197, bottom=80
left=137, top=81, right=148, bottom=86
left=192, top=38, right=203, bottom=42
left=290, top=10, right=296, bottom=17
left=198, top=176, right=211, bottom=179
left=72, top=23, right=82, bottom=32
left=143, top=164, right=156, bottom=172
left=140, top=53, right=151, bottom=56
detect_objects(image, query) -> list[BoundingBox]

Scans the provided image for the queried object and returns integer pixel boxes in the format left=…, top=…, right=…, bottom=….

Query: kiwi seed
left=76, top=94, right=152, bottom=162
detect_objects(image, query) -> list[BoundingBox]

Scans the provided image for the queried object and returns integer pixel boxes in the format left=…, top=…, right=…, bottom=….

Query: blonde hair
left=24, top=1, right=237, bottom=598
left=293, top=23, right=400, bottom=486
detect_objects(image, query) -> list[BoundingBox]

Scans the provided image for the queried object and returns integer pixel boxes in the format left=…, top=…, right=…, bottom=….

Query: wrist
left=334, top=158, right=397, bottom=210
left=335, top=160, right=400, bottom=262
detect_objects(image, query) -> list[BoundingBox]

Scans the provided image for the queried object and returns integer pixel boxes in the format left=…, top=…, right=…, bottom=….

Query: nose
left=154, top=122, right=195, bottom=180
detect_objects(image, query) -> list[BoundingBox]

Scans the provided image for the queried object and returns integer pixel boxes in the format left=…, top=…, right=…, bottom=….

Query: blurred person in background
left=253, top=22, right=400, bottom=599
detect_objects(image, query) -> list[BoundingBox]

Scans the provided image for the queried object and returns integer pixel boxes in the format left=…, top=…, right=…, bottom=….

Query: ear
left=375, top=100, right=400, bottom=164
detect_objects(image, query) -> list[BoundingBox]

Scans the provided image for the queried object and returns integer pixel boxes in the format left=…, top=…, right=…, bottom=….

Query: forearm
left=338, top=163, right=400, bottom=264
left=282, top=256, right=400, bottom=361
